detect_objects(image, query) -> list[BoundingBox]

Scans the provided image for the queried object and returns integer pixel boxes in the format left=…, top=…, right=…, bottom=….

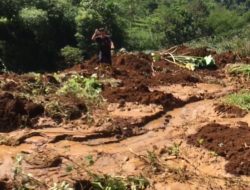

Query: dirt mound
left=103, top=84, right=183, bottom=109
left=214, top=104, right=248, bottom=118
left=214, top=51, right=236, bottom=66
left=187, top=123, right=250, bottom=175
left=152, top=61, right=200, bottom=84
left=175, top=45, right=216, bottom=57
left=0, top=93, right=44, bottom=132
left=45, top=95, right=87, bottom=122
left=114, top=53, right=152, bottom=74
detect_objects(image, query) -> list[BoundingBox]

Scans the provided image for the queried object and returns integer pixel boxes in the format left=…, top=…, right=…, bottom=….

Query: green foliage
left=227, top=64, right=250, bottom=78
left=207, top=6, right=244, bottom=34
left=0, top=0, right=249, bottom=71
left=19, top=7, right=48, bottom=28
left=0, top=17, right=8, bottom=25
left=60, top=46, right=83, bottom=66
left=75, top=0, right=125, bottom=56
left=85, top=155, right=95, bottom=166
left=58, top=74, right=102, bottom=100
left=223, top=91, right=250, bottom=111
left=91, top=174, right=149, bottom=190
left=168, top=143, right=181, bottom=157
left=0, top=0, right=77, bottom=71
left=49, top=181, right=73, bottom=190
left=187, top=24, right=250, bottom=55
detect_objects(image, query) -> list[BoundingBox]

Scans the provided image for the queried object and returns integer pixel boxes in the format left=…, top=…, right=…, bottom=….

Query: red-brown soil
left=103, top=84, right=183, bottom=109
left=187, top=123, right=250, bottom=175
left=0, top=46, right=249, bottom=189
left=0, top=92, right=44, bottom=132
left=214, top=104, right=248, bottom=118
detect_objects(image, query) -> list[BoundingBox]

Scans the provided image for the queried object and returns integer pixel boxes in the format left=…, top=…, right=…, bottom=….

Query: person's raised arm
left=91, top=29, right=99, bottom=41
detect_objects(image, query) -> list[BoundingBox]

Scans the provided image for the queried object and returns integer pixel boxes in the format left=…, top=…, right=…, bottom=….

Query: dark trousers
left=99, top=50, right=112, bottom=64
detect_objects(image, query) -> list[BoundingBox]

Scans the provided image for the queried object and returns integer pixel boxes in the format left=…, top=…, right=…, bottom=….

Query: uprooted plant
left=151, top=46, right=216, bottom=71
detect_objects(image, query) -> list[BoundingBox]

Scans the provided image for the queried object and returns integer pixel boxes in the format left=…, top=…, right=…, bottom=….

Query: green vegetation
left=85, top=155, right=95, bottom=166
left=60, top=46, right=83, bottom=67
left=58, top=74, right=102, bottom=100
left=49, top=181, right=73, bottom=190
left=187, top=24, right=250, bottom=54
left=91, top=174, right=149, bottom=190
left=227, top=64, right=250, bottom=78
left=146, top=150, right=161, bottom=173
left=224, top=91, right=250, bottom=111
left=168, top=143, right=181, bottom=157
left=0, top=0, right=249, bottom=72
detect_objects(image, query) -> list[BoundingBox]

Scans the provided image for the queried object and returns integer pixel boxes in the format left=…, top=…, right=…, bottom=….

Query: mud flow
left=0, top=46, right=249, bottom=189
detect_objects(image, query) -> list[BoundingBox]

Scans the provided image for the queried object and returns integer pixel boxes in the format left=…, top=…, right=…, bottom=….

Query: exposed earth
left=0, top=46, right=249, bottom=189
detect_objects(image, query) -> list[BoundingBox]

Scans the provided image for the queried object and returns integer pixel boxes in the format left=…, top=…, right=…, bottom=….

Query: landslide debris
left=188, top=123, right=250, bottom=175
left=0, top=92, right=44, bottom=132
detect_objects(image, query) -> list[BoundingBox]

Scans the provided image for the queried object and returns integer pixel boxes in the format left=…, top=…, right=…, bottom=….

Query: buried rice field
left=0, top=46, right=250, bottom=189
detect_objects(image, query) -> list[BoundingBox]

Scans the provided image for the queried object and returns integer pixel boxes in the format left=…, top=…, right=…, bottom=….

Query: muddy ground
left=0, top=46, right=249, bottom=189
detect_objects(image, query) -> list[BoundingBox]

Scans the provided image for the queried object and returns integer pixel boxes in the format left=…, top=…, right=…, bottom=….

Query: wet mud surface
left=0, top=46, right=249, bottom=189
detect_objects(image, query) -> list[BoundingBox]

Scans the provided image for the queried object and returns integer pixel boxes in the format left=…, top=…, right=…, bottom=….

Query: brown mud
left=0, top=46, right=249, bottom=189
left=215, top=104, right=248, bottom=118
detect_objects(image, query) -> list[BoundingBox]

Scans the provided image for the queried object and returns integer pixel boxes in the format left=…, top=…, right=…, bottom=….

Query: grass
left=167, top=143, right=181, bottom=157
left=227, top=64, right=250, bottom=78
left=223, top=90, right=250, bottom=111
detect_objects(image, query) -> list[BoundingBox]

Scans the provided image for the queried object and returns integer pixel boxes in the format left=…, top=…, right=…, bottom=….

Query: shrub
left=57, top=74, right=102, bottom=100
left=60, top=46, right=83, bottom=66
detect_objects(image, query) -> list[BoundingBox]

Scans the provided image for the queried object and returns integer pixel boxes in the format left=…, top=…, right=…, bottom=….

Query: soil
left=187, top=123, right=250, bottom=175
left=174, top=45, right=216, bottom=57
left=0, top=93, right=44, bottom=132
left=214, top=51, right=237, bottom=66
left=214, top=104, right=248, bottom=118
left=0, top=46, right=249, bottom=189
left=102, top=83, right=183, bottom=109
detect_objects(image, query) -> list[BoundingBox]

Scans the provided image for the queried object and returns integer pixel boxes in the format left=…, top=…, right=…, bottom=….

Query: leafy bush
left=19, top=7, right=48, bottom=28
left=58, top=74, right=102, bottom=100
left=207, top=7, right=244, bottom=34
left=60, top=46, right=83, bottom=66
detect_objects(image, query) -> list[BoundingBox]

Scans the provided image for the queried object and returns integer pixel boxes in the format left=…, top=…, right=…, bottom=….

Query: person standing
left=91, top=28, right=114, bottom=65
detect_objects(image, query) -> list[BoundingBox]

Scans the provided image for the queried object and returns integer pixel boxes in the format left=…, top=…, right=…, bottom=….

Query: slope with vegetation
left=0, top=0, right=249, bottom=72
